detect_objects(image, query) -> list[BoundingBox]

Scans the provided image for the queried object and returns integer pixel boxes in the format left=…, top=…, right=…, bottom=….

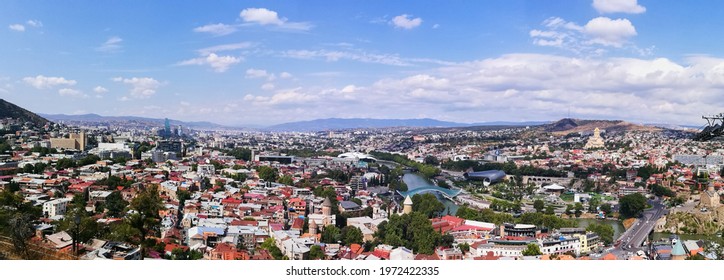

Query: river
left=402, top=172, right=459, bottom=215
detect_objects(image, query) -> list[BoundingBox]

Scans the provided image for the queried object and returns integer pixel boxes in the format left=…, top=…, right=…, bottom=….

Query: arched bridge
left=397, top=187, right=462, bottom=200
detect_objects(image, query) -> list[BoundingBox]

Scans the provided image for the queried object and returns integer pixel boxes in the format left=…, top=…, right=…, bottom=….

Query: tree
left=619, top=193, right=647, bottom=219
left=104, top=191, right=128, bottom=218
left=411, top=193, right=445, bottom=218
left=278, top=175, right=294, bottom=186
left=565, top=204, right=574, bottom=216
left=522, top=243, right=542, bottom=256
left=308, top=245, right=325, bottom=260
left=574, top=202, right=584, bottom=218
left=127, top=185, right=163, bottom=259
left=586, top=223, right=614, bottom=245
left=321, top=225, right=341, bottom=244
left=600, top=203, right=612, bottom=216
left=545, top=205, right=555, bottom=215
left=440, top=234, right=455, bottom=248
left=341, top=226, right=363, bottom=245
left=458, top=242, right=470, bottom=254
left=687, top=253, right=706, bottom=260
left=533, top=199, right=545, bottom=213
left=651, top=184, right=676, bottom=197
left=256, top=166, right=278, bottom=182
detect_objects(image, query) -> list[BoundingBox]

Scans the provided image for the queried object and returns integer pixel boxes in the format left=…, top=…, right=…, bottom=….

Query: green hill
left=0, top=99, right=50, bottom=126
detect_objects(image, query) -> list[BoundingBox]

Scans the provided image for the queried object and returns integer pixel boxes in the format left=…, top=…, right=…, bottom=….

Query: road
left=608, top=198, right=668, bottom=258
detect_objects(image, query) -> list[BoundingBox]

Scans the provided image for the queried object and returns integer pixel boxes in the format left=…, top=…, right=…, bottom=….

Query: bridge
left=397, top=186, right=463, bottom=201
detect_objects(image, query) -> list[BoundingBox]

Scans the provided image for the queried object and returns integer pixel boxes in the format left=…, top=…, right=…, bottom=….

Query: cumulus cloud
left=593, top=0, right=646, bottom=14
left=178, top=53, right=243, bottom=72
left=22, top=75, right=77, bottom=89
left=279, top=72, right=293, bottom=79
left=583, top=17, right=637, bottom=47
left=261, top=83, right=275, bottom=91
left=8, top=24, right=25, bottom=32
left=197, top=42, right=253, bottom=55
left=113, top=77, right=161, bottom=99
left=58, top=88, right=82, bottom=97
left=239, top=8, right=313, bottom=31
left=96, top=36, right=123, bottom=53
left=391, top=14, right=423, bottom=29
left=233, top=53, right=724, bottom=125
left=193, top=23, right=237, bottom=36
left=93, top=86, right=108, bottom=93
left=530, top=16, right=640, bottom=53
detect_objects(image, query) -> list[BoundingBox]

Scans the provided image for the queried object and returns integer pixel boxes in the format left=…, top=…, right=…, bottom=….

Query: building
left=50, top=132, right=87, bottom=151
left=197, top=164, right=215, bottom=176
left=584, top=128, right=605, bottom=149
left=157, top=140, right=183, bottom=154
left=700, top=185, right=720, bottom=209
left=402, top=195, right=413, bottom=214
left=42, top=198, right=71, bottom=218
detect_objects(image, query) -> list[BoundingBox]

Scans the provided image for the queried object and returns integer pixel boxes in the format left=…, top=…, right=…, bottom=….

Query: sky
left=2, top=0, right=724, bottom=127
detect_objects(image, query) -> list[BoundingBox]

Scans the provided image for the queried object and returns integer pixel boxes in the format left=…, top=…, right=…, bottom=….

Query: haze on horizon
left=1, top=0, right=723, bottom=127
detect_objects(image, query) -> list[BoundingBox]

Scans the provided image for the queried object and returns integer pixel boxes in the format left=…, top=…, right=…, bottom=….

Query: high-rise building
left=164, top=118, right=171, bottom=139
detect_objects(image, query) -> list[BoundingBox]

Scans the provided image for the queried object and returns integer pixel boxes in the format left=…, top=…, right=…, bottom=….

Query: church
left=584, top=127, right=605, bottom=149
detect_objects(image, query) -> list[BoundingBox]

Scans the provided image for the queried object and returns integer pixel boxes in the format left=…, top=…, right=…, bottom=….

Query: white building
left=390, top=247, right=414, bottom=260
left=42, top=198, right=72, bottom=218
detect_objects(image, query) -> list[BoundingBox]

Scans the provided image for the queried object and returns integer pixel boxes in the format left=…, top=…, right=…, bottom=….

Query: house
left=45, top=231, right=73, bottom=250
left=390, top=247, right=414, bottom=260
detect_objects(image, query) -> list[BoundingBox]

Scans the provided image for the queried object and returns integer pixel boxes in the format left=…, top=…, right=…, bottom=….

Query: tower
left=322, top=197, right=333, bottom=217
left=309, top=219, right=317, bottom=235
left=164, top=118, right=171, bottom=139
left=403, top=195, right=413, bottom=214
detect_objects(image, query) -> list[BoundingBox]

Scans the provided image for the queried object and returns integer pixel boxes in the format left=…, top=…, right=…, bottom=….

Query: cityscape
left=2, top=0, right=724, bottom=263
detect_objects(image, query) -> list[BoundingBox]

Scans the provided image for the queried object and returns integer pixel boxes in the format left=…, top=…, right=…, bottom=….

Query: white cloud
left=193, top=23, right=237, bottom=36
left=283, top=49, right=411, bottom=66
left=245, top=68, right=269, bottom=79
left=279, top=72, right=293, bottom=79
left=583, top=17, right=637, bottom=47
left=240, top=8, right=285, bottom=25
left=391, top=14, right=423, bottom=29
left=96, top=36, right=123, bottom=53
left=593, top=0, right=646, bottom=14
left=197, top=42, right=253, bottom=55
left=113, top=77, right=161, bottom=99
left=432, top=24, right=440, bottom=29
left=26, top=20, right=43, bottom=27
left=58, top=88, right=82, bottom=97
left=178, top=53, right=243, bottom=73
left=8, top=24, right=25, bottom=32
left=22, top=75, right=77, bottom=89
left=261, top=83, right=275, bottom=91
left=93, top=86, right=108, bottom=94
left=530, top=16, right=640, bottom=53
left=341, top=85, right=357, bottom=93
left=239, top=8, right=313, bottom=31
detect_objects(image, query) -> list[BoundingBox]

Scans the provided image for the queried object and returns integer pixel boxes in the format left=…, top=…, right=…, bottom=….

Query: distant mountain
left=264, top=118, right=547, bottom=131
left=40, top=113, right=229, bottom=129
left=0, top=99, right=49, bottom=126
left=265, top=118, right=469, bottom=131
left=541, top=118, right=662, bottom=135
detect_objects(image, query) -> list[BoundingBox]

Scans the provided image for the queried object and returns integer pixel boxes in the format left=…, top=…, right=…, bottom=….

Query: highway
left=608, top=198, right=668, bottom=258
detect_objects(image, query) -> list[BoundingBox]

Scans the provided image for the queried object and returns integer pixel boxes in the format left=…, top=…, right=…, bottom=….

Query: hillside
left=40, top=113, right=232, bottom=129
left=541, top=118, right=662, bottom=135
left=0, top=99, right=49, bottom=126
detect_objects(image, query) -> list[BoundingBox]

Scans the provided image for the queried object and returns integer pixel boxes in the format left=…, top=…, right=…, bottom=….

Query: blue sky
left=2, top=0, right=724, bottom=126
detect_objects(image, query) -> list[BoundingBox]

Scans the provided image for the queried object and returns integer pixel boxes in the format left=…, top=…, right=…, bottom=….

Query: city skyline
left=2, top=0, right=724, bottom=126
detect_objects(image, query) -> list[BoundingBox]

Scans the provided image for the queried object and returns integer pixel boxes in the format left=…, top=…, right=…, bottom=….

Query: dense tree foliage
left=586, top=223, right=614, bottom=245
left=369, top=151, right=440, bottom=178
left=375, top=212, right=441, bottom=255
left=411, top=193, right=445, bottom=218
left=341, top=226, right=363, bottom=245
left=321, top=225, right=341, bottom=244
left=441, top=160, right=566, bottom=177
left=308, top=245, right=325, bottom=260
left=126, top=185, right=163, bottom=259
left=533, top=199, right=545, bottom=213
left=651, top=184, right=676, bottom=197
left=256, top=166, right=279, bottom=182
left=522, top=243, right=542, bottom=256
left=619, top=193, right=647, bottom=219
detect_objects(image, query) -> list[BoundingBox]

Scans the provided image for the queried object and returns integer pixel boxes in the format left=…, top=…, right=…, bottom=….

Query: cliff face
left=661, top=207, right=724, bottom=235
